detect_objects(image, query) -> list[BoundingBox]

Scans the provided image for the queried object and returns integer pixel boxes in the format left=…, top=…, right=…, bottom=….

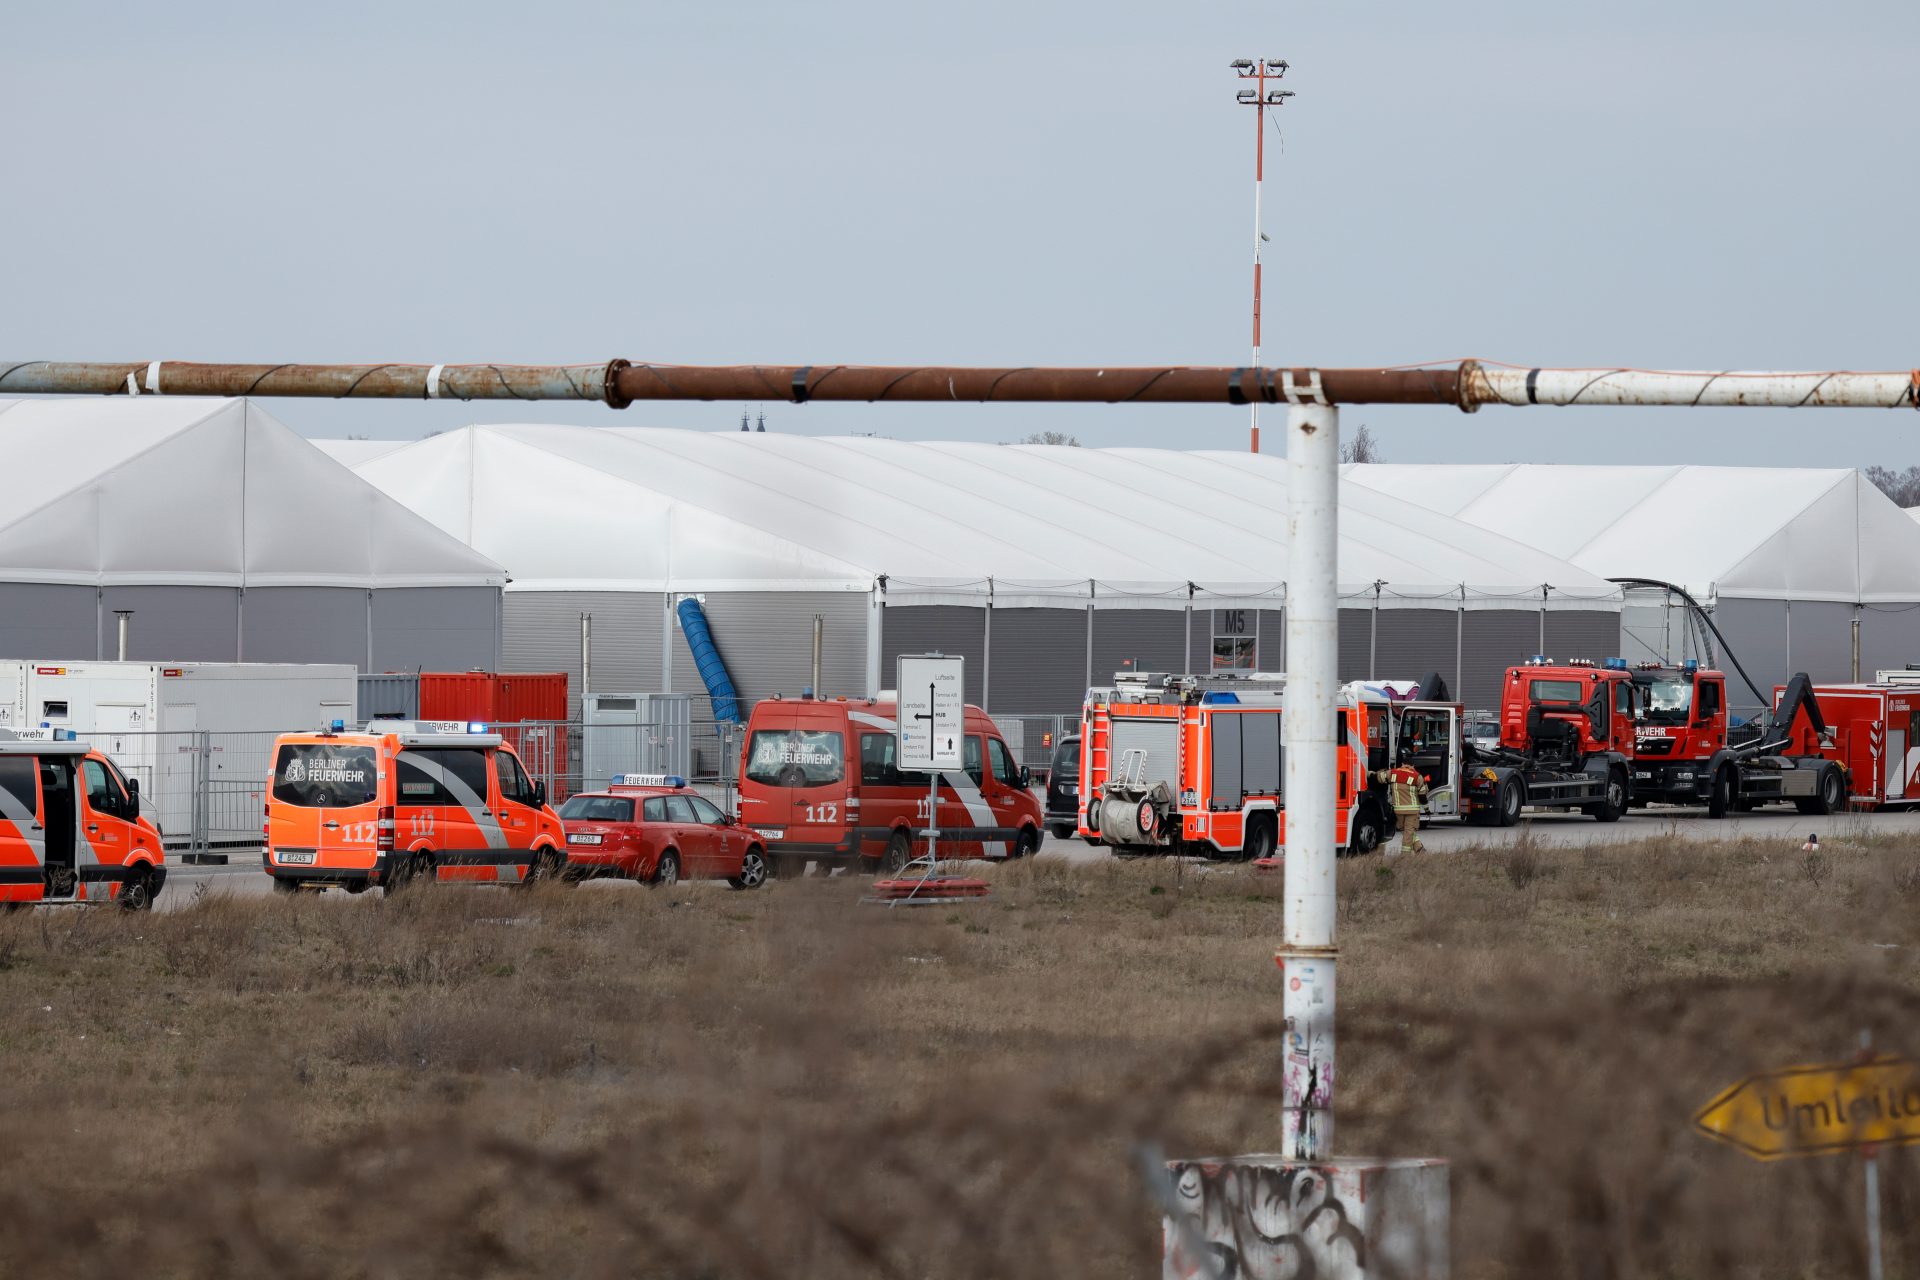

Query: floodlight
left=1236, top=89, right=1256, bottom=102
left=1229, top=59, right=1254, bottom=70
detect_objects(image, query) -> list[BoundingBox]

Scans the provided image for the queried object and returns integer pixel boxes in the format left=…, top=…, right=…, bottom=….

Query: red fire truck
left=1077, top=672, right=1467, bottom=858
left=1625, top=661, right=1846, bottom=816
left=1463, top=657, right=1639, bottom=823
left=1768, top=674, right=1920, bottom=810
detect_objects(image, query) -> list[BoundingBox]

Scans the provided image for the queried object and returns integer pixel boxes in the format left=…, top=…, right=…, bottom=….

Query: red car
left=558, top=775, right=769, bottom=889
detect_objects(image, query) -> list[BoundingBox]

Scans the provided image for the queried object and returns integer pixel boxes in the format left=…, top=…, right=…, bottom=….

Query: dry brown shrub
left=0, top=843, right=1911, bottom=1276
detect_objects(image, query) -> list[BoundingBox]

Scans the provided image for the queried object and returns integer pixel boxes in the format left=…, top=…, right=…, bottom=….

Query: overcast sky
left=5, top=1, right=1916, bottom=465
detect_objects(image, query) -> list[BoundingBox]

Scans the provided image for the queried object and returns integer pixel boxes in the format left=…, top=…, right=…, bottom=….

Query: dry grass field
left=4, top=825, right=1920, bottom=1278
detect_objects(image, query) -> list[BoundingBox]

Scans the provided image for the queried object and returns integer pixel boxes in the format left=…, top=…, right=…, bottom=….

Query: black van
left=1045, top=733, right=1082, bottom=840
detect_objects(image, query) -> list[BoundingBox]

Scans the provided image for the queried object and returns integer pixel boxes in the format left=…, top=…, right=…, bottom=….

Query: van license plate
left=753, top=827, right=784, bottom=838
left=277, top=849, right=315, bottom=866
left=567, top=833, right=603, bottom=845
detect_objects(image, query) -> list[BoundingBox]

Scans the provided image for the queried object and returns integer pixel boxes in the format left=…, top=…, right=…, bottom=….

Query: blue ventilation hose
left=676, top=597, right=742, bottom=723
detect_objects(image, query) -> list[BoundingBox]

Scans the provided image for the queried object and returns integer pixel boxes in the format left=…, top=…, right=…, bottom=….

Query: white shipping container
left=0, top=661, right=356, bottom=847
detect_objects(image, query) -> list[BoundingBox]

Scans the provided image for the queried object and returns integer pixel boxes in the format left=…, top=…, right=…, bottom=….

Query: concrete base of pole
left=1162, top=1155, right=1449, bottom=1280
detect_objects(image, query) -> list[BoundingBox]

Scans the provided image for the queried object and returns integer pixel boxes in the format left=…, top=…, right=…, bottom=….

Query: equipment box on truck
left=1774, top=677, right=1920, bottom=810
left=0, top=661, right=357, bottom=847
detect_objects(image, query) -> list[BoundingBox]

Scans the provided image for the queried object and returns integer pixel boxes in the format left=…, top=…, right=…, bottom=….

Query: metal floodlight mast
left=1230, top=55, right=1294, bottom=455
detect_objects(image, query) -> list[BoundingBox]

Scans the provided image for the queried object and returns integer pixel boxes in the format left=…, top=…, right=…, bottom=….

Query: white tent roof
left=339, top=426, right=1619, bottom=610
left=1344, top=463, right=1920, bottom=604
left=311, top=438, right=411, bottom=467
left=0, top=399, right=504, bottom=588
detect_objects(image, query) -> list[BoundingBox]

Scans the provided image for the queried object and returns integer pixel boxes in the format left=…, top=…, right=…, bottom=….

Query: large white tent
left=0, top=398, right=505, bottom=668
left=1345, top=463, right=1920, bottom=708
left=341, top=425, right=1622, bottom=715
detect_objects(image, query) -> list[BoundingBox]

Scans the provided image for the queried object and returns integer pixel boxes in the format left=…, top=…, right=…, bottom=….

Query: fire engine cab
left=1077, top=672, right=1466, bottom=858
left=1466, top=657, right=1637, bottom=823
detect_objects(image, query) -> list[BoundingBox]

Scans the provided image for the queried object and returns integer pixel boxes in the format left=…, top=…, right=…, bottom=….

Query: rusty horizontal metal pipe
left=0, top=360, right=621, bottom=403
left=1, top=358, right=1914, bottom=411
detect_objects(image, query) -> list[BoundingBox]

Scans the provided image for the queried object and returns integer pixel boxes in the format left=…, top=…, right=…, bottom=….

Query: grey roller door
left=674, top=591, right=867, bottom=707
left=988, top=608, right=1086, bottom=714
left=242, top=587, right=367, bottom=667
left=1459, top=612, right=1543, bottom=710
left=1338, top=607, right=1372, bottom=682
left=1544, top=611, right=1623, bottom=668
left=1092, top=611, right=1186, bottom=689
left=1258, top=609, right=1286, bottom=671
left=505, top=590, right=665, bottom=721
left=1211, top=714, right=1242, bottom=807
left=1374, top=609, right=1459, bottom=686
left=1787, top=600, right=1857, bottom=686
left=371, top=587, right=498, bottom=678
left=1711, top=598, right=1787, bottom=719
left=880, top=605, right=986, bottom=706
left=1861, top=604, right=1920, bottom=680
left=99, top=586, right=239, bottom=662
left=0, top=584, right=96, bottom=658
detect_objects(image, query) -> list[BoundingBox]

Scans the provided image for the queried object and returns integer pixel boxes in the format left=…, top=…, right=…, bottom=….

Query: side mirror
left=125, top=776, right=139, bottom=798
left=1021, top=766, right=1032, bottom=789
left=532, top=781, right=547, bottom=808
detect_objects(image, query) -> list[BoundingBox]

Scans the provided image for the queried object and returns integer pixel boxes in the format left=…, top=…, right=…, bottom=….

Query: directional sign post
left=1695, top=1042, right=1912, bottom=1280
left=897, top=654, right=964, bottom=888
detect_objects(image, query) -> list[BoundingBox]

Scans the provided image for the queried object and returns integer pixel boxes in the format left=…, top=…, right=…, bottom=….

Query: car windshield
left=1051, top=738, right=1080, bottom=776
left=1469, top=721, right=1499, bottom=738
left=1639, top=677, right=1694, bottom=724
left=559, top=795, right=633, bottom=822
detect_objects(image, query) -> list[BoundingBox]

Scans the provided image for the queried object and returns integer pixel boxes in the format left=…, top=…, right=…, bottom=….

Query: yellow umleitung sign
left=1695, top=1056, right=1920, bottom=1160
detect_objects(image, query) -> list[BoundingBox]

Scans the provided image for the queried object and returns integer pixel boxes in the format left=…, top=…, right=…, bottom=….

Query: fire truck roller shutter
left=1243, top=712, right=1280, bottom=796
left=1110, top=718, right=1180, bottom=794
left=1212, top=715, right=1243, bottom=809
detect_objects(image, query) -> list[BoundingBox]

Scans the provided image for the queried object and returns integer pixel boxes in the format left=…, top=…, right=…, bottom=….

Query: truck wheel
left=1346, top=805, right=1382, bottom=856
left=1013, top=827, right=1039, bottom=859
left=118, top=868, right=156, bottom=912
left=1707, top=767, right=1733, bottom=819
left=1047, top=822, right=1074, bottom=841
left=1587, top=771, right=1628, bottom=823
left=1798, top=766, right=1845, bottom=816
left=271, top=876, right=301, bottom=896
left=882, top=830, right=913, bottom=875
left=1496, top=779, right=1524, bottom=827
left=1244, top=815, right=1279, bottom=862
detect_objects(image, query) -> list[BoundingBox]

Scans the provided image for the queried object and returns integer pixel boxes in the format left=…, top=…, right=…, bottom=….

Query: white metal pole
left=1281, top=401, right=1339, bottom=1159
left=1250, top=67, right=1265, bottom=455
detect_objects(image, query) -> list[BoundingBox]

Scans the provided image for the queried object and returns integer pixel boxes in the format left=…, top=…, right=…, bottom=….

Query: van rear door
left=743, top=721, right=847, bottom=843
left=271, top=741, right=382, bottom=870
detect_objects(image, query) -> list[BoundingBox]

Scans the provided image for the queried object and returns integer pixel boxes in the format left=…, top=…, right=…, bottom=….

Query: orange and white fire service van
left=1078, top=672, right=1466, bottom=858
left=737, top=693, right=1044, bottom=874
left=264, top=719, right=564, bottom=894
left=0, top=728, right=165, bottom=909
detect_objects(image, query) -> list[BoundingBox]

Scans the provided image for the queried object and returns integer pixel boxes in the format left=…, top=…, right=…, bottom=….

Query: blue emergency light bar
left=468, top=721, right=488, bottom=734
left=330, top=719, right=346, bottom=732
left=1603, top=657, right=1628, bottom=670
left=1682, top=660, right=1699, bottom=674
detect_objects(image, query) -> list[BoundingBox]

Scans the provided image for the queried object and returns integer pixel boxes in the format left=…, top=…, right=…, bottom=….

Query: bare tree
left=1339, top=423, right=1384, bottom=465
left=1005, top=431, right=1081, bottom=447
left=1865, top=465, right=1920, bottom=508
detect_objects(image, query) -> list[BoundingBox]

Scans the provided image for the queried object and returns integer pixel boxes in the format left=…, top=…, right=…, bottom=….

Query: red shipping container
left=418, top=672, right=571, bottom=797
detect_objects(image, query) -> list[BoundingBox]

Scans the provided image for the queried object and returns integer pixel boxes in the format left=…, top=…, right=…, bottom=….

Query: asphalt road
left=149, top=803, right=1920, bottom=911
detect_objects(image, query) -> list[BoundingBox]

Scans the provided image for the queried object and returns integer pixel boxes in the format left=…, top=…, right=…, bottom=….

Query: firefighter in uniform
left=1373, top=762, right=1430, bottom=854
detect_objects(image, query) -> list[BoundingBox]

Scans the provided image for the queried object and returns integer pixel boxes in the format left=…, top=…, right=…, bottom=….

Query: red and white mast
left=1232, top=58, right=1294, bottom=453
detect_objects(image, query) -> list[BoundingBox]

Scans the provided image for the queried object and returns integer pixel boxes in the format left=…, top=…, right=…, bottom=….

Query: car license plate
left=567, top=833, right=603, bottom=845
left=277, top=849, right=315, bottom=865
left=753, top=827, right=784, bottom=838
left=1063, top=784, right=1079, bottom=796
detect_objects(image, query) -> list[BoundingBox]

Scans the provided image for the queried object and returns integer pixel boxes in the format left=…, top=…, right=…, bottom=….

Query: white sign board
left=897, top=654, right=965, bottom=771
